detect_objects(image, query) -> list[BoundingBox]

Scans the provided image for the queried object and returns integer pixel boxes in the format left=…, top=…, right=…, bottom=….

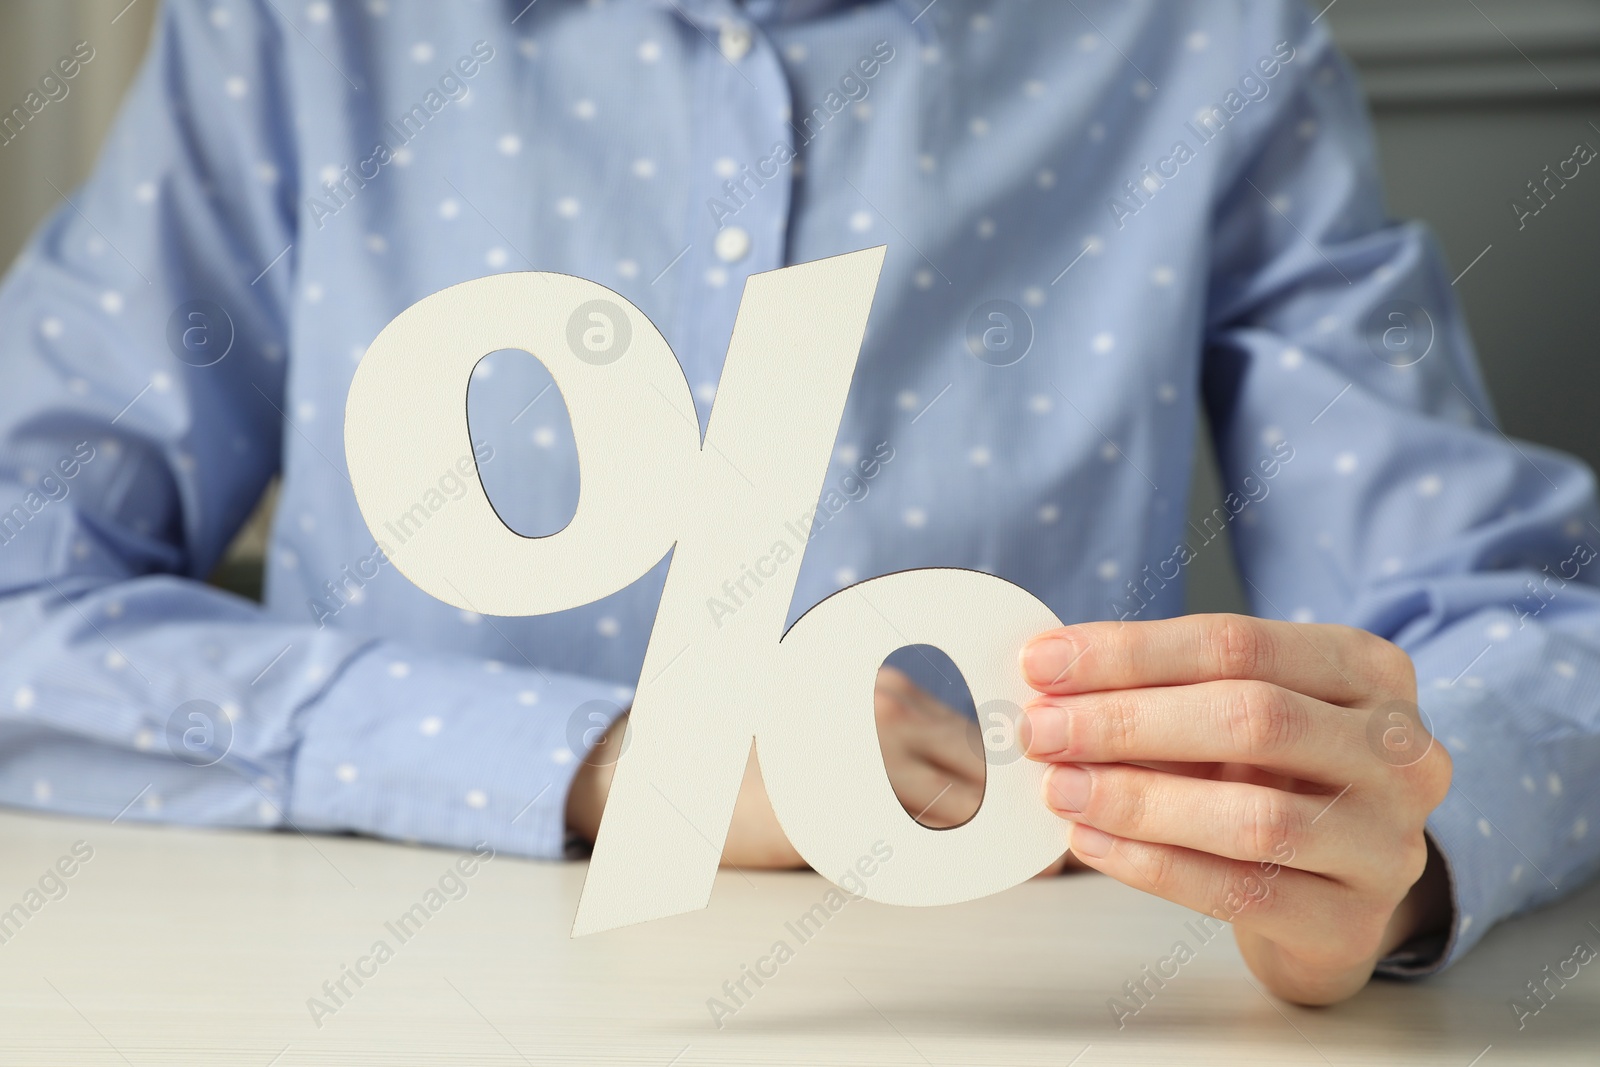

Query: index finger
left=1020, top=613, right=1399, bottom=705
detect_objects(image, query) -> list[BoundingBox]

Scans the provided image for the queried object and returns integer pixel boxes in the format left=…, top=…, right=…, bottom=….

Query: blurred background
left=2, top=0, right=1598, bottom=612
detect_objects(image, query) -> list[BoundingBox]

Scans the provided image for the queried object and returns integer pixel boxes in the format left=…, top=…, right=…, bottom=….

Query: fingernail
left=1020, top=705, right=1066, bottom=756
left=1046, top=764, right=1091, bottom=814
left=1072, top=823, right=1113, bottom=860
left=1022, top=635, right=1078, bottom=686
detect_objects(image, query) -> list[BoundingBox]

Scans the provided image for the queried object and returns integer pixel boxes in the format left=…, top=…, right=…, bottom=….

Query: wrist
left=1382, top=833, right=1452, bottom=957
left=564, top=714, right=626, bottom=843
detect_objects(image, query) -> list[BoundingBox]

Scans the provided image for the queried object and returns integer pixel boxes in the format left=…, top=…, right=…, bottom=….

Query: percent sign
left=345, top=246, right=1070, bottom=935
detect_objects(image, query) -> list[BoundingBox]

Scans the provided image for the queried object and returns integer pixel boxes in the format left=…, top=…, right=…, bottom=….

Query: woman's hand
left=569, top=666, right=1081, bottom=871
left=1019, top=613, right=1453, bottom=1005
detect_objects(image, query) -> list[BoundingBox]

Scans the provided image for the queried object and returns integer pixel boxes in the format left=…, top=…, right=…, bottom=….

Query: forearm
left=0, top=571, right=631, bottom=859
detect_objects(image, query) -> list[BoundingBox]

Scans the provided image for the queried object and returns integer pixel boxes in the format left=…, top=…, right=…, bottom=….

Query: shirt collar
left=785, top=0, right=942, bottom=33
left=618, top=0, right=937, bottom=38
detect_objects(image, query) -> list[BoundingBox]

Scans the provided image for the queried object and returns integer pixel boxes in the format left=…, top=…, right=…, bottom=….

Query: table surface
left=0, top=811, right=1595, bottom=1066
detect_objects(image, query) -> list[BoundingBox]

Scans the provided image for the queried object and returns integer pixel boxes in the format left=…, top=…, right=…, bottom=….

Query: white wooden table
left=0, top=810, right=1593, bottom=1065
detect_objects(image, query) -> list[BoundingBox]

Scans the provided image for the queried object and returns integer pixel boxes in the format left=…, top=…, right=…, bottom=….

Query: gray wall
left=0, top=1, right=156, bottom=270
left=0, top=1, right=1595, bottom=606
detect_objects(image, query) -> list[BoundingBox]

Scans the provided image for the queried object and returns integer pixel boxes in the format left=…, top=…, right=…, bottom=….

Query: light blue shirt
left=1, top=0, right=1597, bottom=973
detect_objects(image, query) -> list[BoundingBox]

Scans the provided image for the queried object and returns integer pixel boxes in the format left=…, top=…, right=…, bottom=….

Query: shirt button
left=719, top=21, right=753, bottom=62
left=714, top=226, right=752, bottom=263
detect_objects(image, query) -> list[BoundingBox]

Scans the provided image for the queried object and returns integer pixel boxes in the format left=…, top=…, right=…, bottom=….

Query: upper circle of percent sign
left=344, top=249, right=1072, bottom=936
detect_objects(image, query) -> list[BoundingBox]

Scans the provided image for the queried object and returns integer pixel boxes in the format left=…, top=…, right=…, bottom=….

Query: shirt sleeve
left=0, top=0, right=624, bottom=860
left=1202, top=3, right=1600, bottom=972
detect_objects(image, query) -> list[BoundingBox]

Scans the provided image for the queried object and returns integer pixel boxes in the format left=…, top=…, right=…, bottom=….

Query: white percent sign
left=345, top=246, right=1070, bottom=935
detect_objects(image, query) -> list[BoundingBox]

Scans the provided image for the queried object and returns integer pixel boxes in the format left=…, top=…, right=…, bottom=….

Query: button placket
left=670, top=8, right=795, bottom=427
